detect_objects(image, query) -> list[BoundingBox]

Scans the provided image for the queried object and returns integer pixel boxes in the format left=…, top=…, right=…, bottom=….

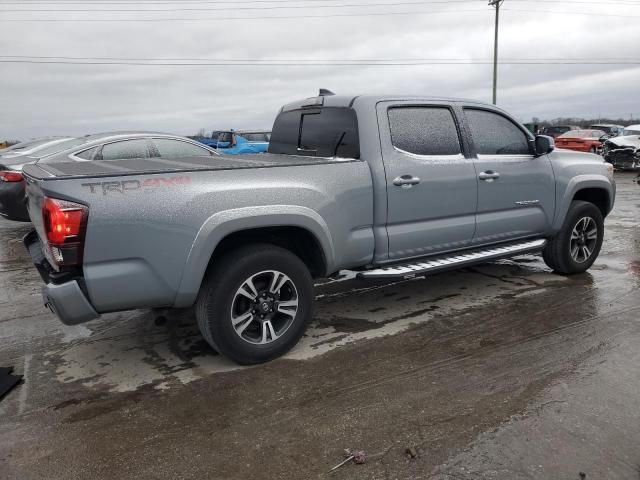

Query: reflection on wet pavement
left=0, top=172, right=638, bottom=480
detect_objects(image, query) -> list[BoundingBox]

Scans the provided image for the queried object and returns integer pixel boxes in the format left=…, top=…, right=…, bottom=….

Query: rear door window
left=153, top=138, right=214, bottom=158
left=465, top=109, right=531, bottom=155
left=388, top=107, right=462, bottom=156
left=101, top=139, right=150, bottom=160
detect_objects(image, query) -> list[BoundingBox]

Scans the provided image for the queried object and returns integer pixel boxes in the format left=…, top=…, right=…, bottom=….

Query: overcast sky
left=1, top=0, right=639, bottom=140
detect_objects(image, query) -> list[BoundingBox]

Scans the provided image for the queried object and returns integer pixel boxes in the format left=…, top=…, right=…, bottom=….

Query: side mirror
left=535, top=135, right=555, bottom=156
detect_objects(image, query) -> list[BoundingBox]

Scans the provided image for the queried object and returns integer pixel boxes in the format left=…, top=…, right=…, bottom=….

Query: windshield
left=623, top=129, right=640, bottom=136
left=31, top=138, right=85, bottom=157
left=559, top=130, right=604, bottom=139
left=242, top=133, right=271, bottom=142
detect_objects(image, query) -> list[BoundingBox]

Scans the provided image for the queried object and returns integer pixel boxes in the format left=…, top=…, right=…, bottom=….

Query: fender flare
left=173, top=205, right=335, bottom=307
left=552, top=174, right=614, bottom=231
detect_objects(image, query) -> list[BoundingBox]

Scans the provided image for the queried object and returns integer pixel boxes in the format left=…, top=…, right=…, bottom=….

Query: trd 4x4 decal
left=82, top=176, right=191, bottom=195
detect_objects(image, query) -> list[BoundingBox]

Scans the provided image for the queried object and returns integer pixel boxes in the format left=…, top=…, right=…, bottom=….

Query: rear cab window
left=464, top=108, right=531, bottom=156
left=268, top=107, right=360, bottom=158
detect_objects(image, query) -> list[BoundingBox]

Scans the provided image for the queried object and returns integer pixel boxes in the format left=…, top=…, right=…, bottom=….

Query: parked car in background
left=2, top=133, right=219, bottom=222
left=589, top=124, right=624, bottom=137
left=22, top=92, right=615, bottom=364
left=37, top=131, right=220, bottom=167
left=539, top=125, right=580, bottom=139
left=0, top=137, right=72, bottom=160
left=216, top=131, right=271, bottom=154
left=0, top=141, right=20, bottom=149
left=1, top=137, right=80, bottom=221
left=188, top=130, right=224, bottom=149
left=555, top=129, right=607, bottom=154
left=602, top=124, right=640, bottom=170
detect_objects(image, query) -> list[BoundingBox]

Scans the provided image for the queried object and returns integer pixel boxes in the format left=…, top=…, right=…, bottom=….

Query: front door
left=462, top=107, right=555, bottom=245
left=377, top=102, right=478, bottom=261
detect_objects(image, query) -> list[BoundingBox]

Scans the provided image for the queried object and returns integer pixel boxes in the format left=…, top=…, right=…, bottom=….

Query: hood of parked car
left=605, top=135, right=640, bottom=149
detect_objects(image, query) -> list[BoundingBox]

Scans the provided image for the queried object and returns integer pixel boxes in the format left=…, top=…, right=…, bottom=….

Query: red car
left=555, top=129, right=606, bottom=154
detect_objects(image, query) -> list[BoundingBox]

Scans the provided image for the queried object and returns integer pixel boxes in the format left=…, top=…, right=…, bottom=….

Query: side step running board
left=357, top=239, right=547, bottom=279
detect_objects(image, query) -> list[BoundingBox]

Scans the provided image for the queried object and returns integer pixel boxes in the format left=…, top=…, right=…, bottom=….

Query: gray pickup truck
left=22, top=92, right=616, bottom=364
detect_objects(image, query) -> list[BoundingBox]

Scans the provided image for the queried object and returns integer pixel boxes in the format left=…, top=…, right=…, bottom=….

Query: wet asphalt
left=0, top=172, right=638, bottom=480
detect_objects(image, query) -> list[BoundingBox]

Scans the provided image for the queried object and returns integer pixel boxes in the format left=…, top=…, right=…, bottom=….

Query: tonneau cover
left=22, top=154, right=356, bottom=180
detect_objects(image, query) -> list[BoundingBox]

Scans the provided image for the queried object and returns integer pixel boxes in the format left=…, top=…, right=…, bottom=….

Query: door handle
left=393, top=175, right=421, bottom=188
left=479, top=170, right=500, bottom=181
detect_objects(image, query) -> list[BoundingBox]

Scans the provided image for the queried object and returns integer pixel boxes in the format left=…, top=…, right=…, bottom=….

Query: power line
left=0, top=0, right=485, bottom=12
left=0, top=8, right=492, bottom=20
left=2, top=59, right=639, bottom=65
left=503, top=7, right=640, bottom=16
left=0, top=0, right=637, bottom=3
left=2, top=0, right=639, bottom=9
left=4, top=55, right=638, bottom=61
left=1, top=6, right=638, bottom=20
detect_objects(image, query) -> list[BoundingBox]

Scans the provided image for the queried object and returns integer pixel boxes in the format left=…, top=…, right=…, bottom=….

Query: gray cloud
left=1, top=2, right=639, bottom=140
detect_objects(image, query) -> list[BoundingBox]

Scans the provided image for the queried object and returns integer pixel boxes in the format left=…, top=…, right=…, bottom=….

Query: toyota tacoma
left=22, top=92, right=616, bottom=364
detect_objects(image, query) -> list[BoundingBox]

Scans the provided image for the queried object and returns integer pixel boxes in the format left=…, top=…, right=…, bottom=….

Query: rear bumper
left=23, top=230, right=99, bottom=325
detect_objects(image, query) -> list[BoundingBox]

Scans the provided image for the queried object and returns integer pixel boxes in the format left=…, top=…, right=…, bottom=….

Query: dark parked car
left=589, top=124, right=624, bottom=137
left=539, top=125, right=580, bottom=139
left=1, top=137, right=81, bottom=221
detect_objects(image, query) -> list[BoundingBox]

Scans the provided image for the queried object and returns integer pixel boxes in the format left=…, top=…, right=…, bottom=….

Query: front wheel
left=543, top=200, right=604, bottom=274
left=195, top=244, right=314, bottom=364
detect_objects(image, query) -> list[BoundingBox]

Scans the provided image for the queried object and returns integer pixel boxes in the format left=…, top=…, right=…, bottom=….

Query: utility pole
left=489, top=0, right=504, bottom=105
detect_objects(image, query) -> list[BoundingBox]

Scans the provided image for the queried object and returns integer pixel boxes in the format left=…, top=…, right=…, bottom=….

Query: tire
left=589, top=146, right=597, bottom=154
left=195, top=244, right=314, bottom=364
left=543, top=200, right=604, bottom=274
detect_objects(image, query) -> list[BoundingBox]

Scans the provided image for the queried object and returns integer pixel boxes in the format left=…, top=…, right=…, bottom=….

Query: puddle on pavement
left=44, top=256, right=573, bottom=394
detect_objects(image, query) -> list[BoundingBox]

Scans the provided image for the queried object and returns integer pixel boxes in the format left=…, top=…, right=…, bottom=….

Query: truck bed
left=23, top=154, right=358, bottom=180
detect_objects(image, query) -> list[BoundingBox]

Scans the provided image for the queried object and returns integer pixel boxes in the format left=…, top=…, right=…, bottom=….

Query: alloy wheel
left=569, top=216, right=598, bottom=263
left=230, top=270, right=299, bottom=345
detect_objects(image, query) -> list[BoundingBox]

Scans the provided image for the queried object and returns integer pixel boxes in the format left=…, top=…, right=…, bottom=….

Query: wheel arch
left=552, top=175, right=614, bottom=231
left=173, top=206, right=335, bottom=307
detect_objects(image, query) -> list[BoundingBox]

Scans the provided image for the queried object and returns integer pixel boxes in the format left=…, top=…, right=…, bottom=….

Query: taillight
left=0, top=170, right=23, bottom=182
left=42, top=197, right=88, bottom=268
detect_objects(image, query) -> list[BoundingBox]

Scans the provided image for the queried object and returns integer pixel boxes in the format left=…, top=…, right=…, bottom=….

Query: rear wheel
left=543, top=200, right=604, bottom=274
left=195, top=244, right=314, bottom=364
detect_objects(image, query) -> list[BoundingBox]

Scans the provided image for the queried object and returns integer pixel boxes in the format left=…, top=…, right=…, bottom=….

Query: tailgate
left=22, top=166, right=49, bottom=245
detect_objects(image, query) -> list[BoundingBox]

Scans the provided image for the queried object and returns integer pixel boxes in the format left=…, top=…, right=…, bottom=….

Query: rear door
left=462, top=107, right=555, bottom=244
left=377, top=101, right=478, bottom=261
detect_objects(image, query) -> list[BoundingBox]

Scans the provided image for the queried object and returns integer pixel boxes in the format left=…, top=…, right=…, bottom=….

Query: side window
left=388, top=107, right=462, bottom=156
left=153, top=138, right=213, bottom=159
left=101, top=139, right=150, bottom=161
left=74, top=146, right=98, bottom=160
left=465, top=109, right=531, bottom=155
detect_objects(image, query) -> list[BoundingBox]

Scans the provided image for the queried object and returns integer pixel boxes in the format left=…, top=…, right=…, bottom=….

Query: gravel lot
left=1, top=172, right=639, bottom=480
